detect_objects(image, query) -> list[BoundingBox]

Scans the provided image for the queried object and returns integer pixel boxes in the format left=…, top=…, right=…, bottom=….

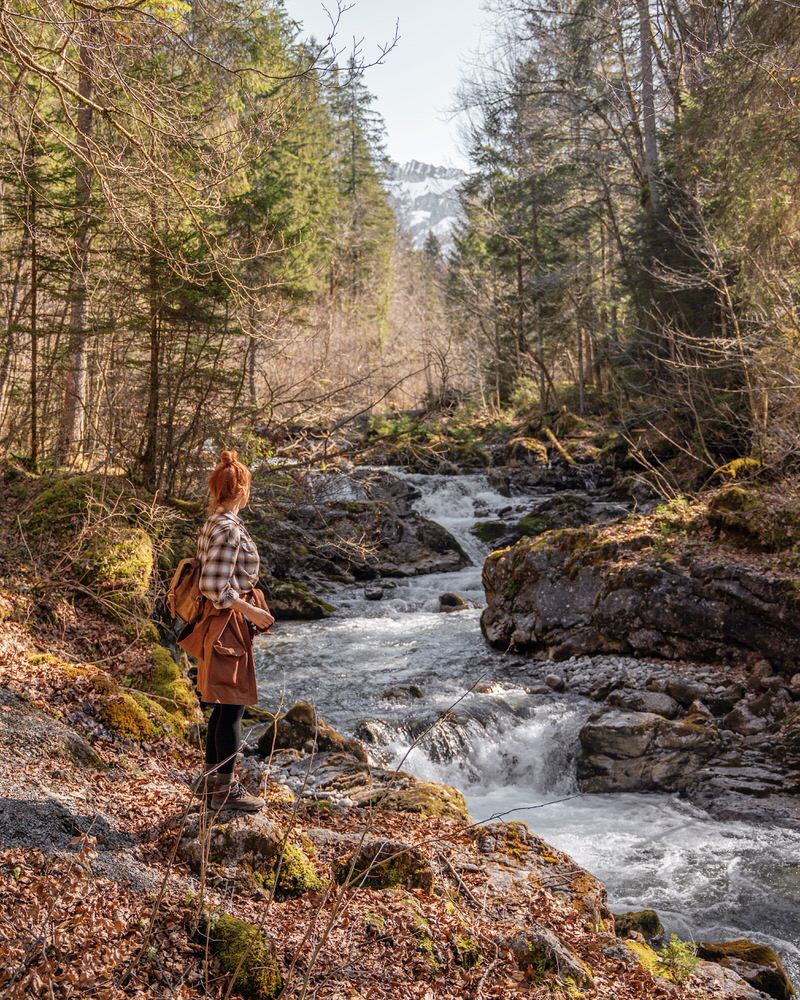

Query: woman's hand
left=246, top=605, right=275, bottom=630
left=231, top=597, right=275, bottom=630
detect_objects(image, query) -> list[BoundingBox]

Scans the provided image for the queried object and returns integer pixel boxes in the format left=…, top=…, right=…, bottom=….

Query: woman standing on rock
left=179, top=450, right=274, bottom=812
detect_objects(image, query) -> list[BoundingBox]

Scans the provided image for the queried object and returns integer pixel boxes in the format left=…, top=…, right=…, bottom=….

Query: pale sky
left=285, top=0, right=489, bottom=168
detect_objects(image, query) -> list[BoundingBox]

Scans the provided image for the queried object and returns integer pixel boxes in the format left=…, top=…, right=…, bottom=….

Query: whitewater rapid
left=254, top=470, right=800, bottom=984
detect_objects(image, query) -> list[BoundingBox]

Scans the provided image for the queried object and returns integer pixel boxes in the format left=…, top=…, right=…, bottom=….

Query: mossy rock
left=145, top=645, right=198, bottom=722
left=472, top=520, right=509, bottom=544
left=23, top=476, right=98, bottom=543
left=517, top=514, right=548, bottom=537
left=80, top=526, right=154, bottom=623
left=623, top=939, right=660, bottom=973
left=507, top=436, right=548, bottom=465
left=98, top=693, right=155, bottom=742
left=259, top=843, right=322, bottom=900
left=204, top=913, right=282, bottom=1000
left=333, top=840, right=434, bottom=891
left=370, top=778, right=470, bottom=823
left=614, top=909, right=665, bottom=944
left=453, top=933, right=482, bottom=969
left=256, top=701, right=367, bottom=762
left=697, top=939, right=794, bottom=999
left=262, top=578, right=334, bottom=620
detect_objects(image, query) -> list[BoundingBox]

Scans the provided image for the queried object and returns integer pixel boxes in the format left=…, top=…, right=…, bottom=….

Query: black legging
left=204, top=703, right=246, bottom=776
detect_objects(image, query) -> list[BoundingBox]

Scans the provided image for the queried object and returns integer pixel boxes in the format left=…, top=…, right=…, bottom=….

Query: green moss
left=205, top=913, right=282, bottom=1000
left=81, top=526, right=154, bottom=623
left=623, top=939, right=660, bottom=972
left=370, top=779, right=470, bottom=823
left=453, top=934, right=482, bottom=969
left=261, top=843, right=322, bottom=900
left=471, top=520, right=508, bottom=544
left=333, top=843, right=433, bottom=891
left=517, top=514, right=548, bottom=537
left=99, top=693, right=155, bottom=742
left=614, top=909, right=664, bottom=943
left=146, top=645, right=197, bottom=721
left=24, top=476, right=96, bottom=542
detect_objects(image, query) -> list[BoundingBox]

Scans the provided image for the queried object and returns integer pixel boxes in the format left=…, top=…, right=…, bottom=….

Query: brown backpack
left=167, top=556, right=204, bottom=623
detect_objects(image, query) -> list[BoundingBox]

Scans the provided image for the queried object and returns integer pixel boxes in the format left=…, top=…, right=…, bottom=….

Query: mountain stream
left=254, top=470, right=800, bottom=983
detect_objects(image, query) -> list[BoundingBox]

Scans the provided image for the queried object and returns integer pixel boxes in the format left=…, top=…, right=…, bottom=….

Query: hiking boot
left=210, top=774, right=265, bottom=813
left=191, top=771, right=219, bottom=805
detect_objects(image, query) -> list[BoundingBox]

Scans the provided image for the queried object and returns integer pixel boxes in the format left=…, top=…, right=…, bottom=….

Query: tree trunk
left=140, top=242, right=161, bottom=489
left=59, top=21, right=94, bottom=463
left=29, top=178, right=38, bottom=469
left=639, top=0, right=659, bottom=211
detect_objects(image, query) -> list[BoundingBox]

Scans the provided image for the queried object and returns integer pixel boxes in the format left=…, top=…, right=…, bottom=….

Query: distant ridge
left=387, top=160, right=467, bottom=254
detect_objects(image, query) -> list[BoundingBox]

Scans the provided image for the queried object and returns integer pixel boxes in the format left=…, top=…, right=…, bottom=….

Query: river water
left=255, top=470, right=800, bottom=985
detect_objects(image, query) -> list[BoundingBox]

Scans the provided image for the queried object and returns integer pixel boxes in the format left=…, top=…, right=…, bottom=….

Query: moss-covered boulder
left=613, top=908, right=665, bottom=944
left=370, top=778, right=470, bottom=823
left=471, top=520, right=509, bottom=544
left=506, top=924, right=593, bottom=987
left=506, top=436, right=548, bottom=466
left=333, top=840, right=434, bottom=891
left=80, top=526, right=154, bottom=624
left=256, top=701, right=367, bottom=762
left=697, top=939, right=795, bottom=999
left=98, top=693, right=155, bottom=742
left=204, top=913, right=282, bottom=1000
left=179, top=812, right=281, bottom=873
left=23, top=476, right=99, bottom=543
left=260, top=842, right=323, bottom=900
left=262, top=577, right=334, bottom=620
left=145, top=645, right=198, bottom=722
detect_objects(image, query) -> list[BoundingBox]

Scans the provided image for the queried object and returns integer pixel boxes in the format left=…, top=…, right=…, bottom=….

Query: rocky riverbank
left=481, top=487, right=800, bottom=829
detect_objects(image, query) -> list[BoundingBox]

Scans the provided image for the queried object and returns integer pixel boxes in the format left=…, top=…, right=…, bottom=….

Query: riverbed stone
left=256, top=701, right=368, bottom=762
left=607, top=689, right=680, bottom=718
left=613, top=909, right=665, bottom=945
left=696, top=940, right=795, bottom=1000
left=577, top=709, right=721, bottom=793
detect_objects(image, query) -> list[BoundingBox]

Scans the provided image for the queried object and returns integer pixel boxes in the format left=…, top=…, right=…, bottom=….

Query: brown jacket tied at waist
left=178, top=588, right=270, bottom=705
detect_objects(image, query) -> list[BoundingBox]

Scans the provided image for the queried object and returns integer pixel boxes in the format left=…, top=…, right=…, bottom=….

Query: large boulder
left=577, top=709, right=721, bottom=793
left=697, top=940, right=795, bottom=1000
left=241, top=747, right=470, bottom=823
left=481, top=516, right=800, bottom=674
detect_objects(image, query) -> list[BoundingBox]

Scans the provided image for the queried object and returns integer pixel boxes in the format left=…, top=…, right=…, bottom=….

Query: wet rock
left=721, top=704, right=768, bottom=736
left=256, top=701, right=368, bottom=762
left=439, top=592, right=469, bottom=612
left=697, top=940, right=795, bottom=1000
left=613, top=909, right=665, bottom=945
left=381, top=685, right=424, bottom=702
left=665, top=678, right=710, bottom=706
left=481, top=521, right=800, bottom=673
left=506, top=924, right=593, bottom=987
left=577, top=709, right=720, bottom=793
left=364, top=585, right=384, bottom=601
left=544, top=673, right=565, bottom=691
left=261, top=576, right=334, bottom=620
left=607, top=689, right=680, bottom=719
left=333, top=839, right=434, bottom=891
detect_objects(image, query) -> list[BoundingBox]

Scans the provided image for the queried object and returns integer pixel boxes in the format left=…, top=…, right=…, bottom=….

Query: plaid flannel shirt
left=197, top=509, right=260, bottom=610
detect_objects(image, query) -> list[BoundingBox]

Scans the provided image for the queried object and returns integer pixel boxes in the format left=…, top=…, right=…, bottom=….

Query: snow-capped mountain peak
left=387, top=160, right=466, bottom=254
